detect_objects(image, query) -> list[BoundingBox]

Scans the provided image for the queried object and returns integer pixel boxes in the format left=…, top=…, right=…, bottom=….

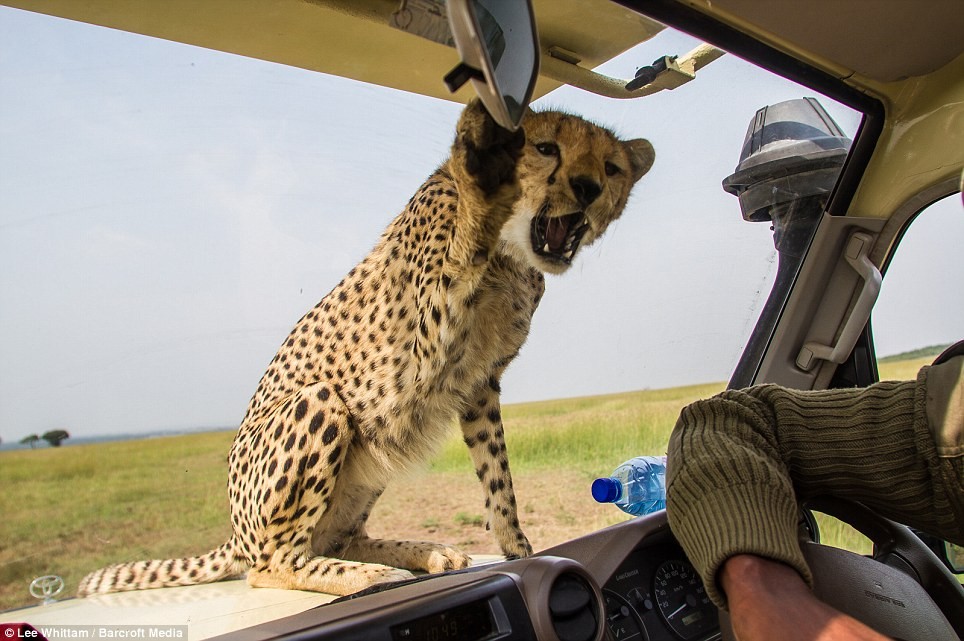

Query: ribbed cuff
left=667, top=481, right=810, bottom=609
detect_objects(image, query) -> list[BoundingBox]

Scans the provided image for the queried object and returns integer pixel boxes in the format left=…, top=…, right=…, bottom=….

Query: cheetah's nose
left=570, top=176, right=602, bottom=207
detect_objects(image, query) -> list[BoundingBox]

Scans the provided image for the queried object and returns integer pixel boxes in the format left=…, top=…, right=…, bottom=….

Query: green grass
left=0, top=431, right=235, bottom=610
left=453, top=512, right=485, bottom=527
left=429, top=382, right=725, bottom=475
left=0, top=358, right=932, bottom=611
left=878, top=343, right=950, bottom=363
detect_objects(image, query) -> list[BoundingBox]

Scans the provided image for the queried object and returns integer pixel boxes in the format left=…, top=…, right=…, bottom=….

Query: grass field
left=0, top=355, right=938, bottom=611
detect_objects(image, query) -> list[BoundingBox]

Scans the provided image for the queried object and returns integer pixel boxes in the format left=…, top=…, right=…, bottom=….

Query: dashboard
left=212, top=512, right=721, bottom=641
left=604, top=542, right=718, bottom=641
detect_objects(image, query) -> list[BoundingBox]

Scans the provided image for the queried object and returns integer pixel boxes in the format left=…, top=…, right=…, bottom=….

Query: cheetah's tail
left=77, top=539, right=249, bottom=597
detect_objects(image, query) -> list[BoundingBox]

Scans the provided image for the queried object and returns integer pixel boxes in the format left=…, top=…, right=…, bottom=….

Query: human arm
left=720, top=554, right=893, bottom=641
left=666, top=356, right=964, bottom=608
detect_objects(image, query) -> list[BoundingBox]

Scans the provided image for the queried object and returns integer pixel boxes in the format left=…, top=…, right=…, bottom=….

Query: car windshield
left=4, top=4, right=942, bottom=621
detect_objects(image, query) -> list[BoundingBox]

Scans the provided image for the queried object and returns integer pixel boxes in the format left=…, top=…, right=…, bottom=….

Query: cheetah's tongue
left=531, top=211, right=590, bottom=264
left=545, top=217, right=569, bottom=252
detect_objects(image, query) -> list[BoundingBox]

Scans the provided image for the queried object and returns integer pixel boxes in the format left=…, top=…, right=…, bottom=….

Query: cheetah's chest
left=342, top=256, right=542, bottom=474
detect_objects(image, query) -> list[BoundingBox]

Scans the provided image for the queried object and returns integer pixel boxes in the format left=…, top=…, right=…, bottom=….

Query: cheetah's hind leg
left=239, top=383, right=414, bottom=596
left=338, top=492, right=472, bottom=574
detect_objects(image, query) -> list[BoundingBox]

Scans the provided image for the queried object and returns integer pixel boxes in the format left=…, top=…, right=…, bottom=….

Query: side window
left=819, top=192, right=963, bottom=556
left=874, top=191, right=964, bottom=576
left=872, top=193, right=964, bottom=378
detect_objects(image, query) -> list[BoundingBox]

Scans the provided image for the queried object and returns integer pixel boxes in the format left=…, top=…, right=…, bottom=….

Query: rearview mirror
left=446, top=0, right=540, bottom=131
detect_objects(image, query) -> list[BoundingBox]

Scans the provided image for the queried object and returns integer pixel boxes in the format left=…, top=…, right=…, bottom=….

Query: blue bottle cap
left=591, top=477, right=620, bottom=503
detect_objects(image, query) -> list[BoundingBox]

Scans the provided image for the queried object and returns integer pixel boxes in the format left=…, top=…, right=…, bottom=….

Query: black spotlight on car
left=723, top=96, right=852, bottom=258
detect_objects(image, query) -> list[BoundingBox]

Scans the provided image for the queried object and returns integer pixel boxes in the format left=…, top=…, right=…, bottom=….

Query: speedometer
left=653, top=560, right=718, bottom=640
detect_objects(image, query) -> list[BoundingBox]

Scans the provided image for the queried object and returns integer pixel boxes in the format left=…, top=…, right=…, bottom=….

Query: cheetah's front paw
left=425, top=545, right=472, bottom=573
left=456, top=99, right=525, bottom=196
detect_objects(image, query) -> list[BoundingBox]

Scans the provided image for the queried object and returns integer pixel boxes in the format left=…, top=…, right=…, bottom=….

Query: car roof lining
left=697, top=0, right=964, bottom=84
left=0, top=0, right=663, bottom=104
left=3, top=0, right=962, bottom=100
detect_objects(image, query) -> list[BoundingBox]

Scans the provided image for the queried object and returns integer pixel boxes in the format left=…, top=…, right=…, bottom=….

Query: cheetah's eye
left=535, top=142, right=559, bottom=156
left=605, top=161, right=622, bottom=177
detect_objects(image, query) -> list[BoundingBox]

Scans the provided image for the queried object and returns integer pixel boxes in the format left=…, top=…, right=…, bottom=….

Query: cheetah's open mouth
left=531, top=210, right=590, bottom=264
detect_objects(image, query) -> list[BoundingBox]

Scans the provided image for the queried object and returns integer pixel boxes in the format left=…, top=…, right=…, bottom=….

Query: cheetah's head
left=500, top=110, right=654, bottom=275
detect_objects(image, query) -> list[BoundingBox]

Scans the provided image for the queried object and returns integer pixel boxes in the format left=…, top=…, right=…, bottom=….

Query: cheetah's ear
left=625, top=138, right=655, bottom=182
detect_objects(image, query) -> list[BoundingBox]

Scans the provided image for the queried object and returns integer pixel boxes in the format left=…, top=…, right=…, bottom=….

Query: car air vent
left=547, top=572, right=598, bottom=641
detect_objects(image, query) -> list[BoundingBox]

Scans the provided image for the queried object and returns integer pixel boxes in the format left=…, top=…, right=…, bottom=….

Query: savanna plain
left=0, top=354, right=937, bottom=611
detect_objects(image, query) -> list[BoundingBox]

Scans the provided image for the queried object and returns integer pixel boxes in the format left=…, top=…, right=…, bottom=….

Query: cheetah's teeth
left=531, top=211, right=588, bottom=265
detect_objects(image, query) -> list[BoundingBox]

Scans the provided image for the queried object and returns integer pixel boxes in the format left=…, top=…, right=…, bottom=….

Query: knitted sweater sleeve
left=665, top=356, right=964, bottom=609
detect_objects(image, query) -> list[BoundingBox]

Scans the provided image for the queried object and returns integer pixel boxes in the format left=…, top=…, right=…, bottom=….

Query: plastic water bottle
left=591, top=456, right=667, bottom=516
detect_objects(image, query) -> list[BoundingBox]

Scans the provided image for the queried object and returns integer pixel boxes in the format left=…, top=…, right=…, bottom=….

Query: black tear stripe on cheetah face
left=77, top=99, right=655, bottom=598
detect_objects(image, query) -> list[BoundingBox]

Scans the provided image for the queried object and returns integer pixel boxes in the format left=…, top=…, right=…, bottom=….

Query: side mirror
left=943, top=540, right=964, bottom=574
left=912, top=529, right=964, bottom=576
left=445, top=0, right=540, bottom=131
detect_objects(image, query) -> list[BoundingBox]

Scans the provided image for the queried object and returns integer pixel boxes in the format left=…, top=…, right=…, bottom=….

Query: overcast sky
left=1, top=7, right=960, bottom=441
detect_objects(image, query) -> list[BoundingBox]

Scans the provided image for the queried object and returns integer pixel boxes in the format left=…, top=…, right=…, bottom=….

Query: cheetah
left=78, top=99, right=654, bottom=597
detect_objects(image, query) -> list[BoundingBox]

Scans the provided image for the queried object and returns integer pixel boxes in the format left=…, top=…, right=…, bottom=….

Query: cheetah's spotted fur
left=78, top=100, right=654, bottom=597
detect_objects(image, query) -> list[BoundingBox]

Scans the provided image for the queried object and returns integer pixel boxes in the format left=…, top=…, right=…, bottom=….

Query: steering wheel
left=716, top=496, right=964, bottom=641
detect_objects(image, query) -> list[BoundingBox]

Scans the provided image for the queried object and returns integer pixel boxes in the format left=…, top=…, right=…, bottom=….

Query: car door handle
left=796, top=232, right=882, bottom=371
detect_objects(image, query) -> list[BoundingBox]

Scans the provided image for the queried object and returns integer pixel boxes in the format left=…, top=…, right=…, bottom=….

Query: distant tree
left=41, top=430, right=70, bottom=447
left=21, top=434, right=41, bottom=449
